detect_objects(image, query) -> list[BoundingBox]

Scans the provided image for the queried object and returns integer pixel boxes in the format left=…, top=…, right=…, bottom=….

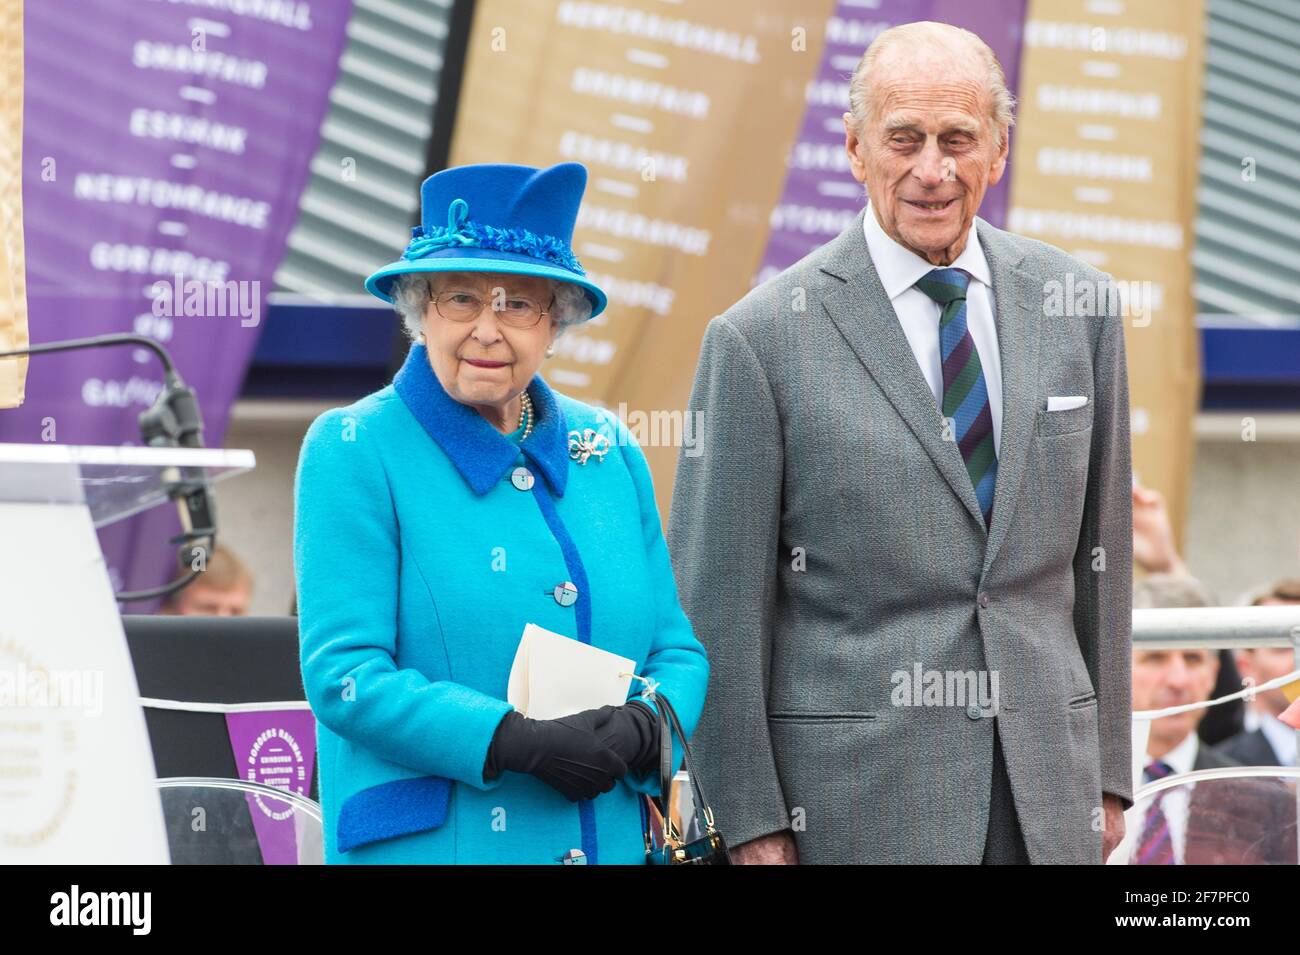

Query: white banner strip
left=139, top=697, right=312, bottom=714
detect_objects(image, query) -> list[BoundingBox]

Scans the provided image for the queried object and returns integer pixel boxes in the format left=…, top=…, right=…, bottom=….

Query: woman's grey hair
left=389, top=272, right=593, bottom=342
left=847, top=21, right=1016, bottom=150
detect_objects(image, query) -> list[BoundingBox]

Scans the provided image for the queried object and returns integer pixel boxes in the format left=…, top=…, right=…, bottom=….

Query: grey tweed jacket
left=667, top=210, right=1133, bottom=864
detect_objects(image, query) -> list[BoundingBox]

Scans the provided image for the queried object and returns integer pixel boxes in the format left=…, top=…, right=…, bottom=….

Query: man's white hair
left=389, top=272, right=592, bottom=342
left=847, top=21, right=1016, bottom=149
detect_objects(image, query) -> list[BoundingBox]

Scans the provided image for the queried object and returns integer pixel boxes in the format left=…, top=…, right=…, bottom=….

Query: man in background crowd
left=159, top=546, right=254, bottom=617
left=1131, top=576, right=1239, bottom=778
left=1129, top=573, right=1297, bottom=865
left=1221, top=579, right=1300, bottom=767
left=1131, top=483, right=1244, bottom=744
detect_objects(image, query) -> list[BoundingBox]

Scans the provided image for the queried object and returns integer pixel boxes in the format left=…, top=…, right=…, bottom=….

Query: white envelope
left=507, top=623, right=636, bottom=720
left=1046, top=395, right=1088, bottom=412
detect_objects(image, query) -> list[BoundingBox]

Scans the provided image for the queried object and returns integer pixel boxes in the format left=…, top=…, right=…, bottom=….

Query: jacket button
left=510, top=467, right=534, bottom=491
left=551, top=581, right=579, bottom=607
left=559, top=848, right=587, bottom=865
left=978, top=593, right=990, bottom=608
left=966, top=704, right=983, bottom=720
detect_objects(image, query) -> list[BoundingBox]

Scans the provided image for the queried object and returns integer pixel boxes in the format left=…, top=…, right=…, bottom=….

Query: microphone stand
left=0, top=334, right=219, bottom=602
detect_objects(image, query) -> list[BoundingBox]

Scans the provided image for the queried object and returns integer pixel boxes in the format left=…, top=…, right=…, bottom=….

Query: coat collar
left=393, top=343, right=570, bottom=496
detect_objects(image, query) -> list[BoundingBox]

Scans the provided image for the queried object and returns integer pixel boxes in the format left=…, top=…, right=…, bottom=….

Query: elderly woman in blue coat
left=293, top=161, right=709, bottom=864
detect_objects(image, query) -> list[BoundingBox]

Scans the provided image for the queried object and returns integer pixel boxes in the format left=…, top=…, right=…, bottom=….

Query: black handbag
left=640, top=692, right=731, bottom=865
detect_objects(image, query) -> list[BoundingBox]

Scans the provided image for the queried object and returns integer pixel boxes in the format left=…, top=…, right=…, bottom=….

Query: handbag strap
left=650, top=692, right=719, bottom=838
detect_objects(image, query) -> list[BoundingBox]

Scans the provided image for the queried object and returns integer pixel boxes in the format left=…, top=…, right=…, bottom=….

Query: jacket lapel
left=976, top=219, right=1041, bottom=575
left=818, top=211, right=987, bottom=529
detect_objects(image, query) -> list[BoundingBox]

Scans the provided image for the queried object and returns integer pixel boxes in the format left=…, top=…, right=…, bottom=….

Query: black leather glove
left=596, top=700, right=660, bottom=776
left=483, top=706, right=628, bottom=801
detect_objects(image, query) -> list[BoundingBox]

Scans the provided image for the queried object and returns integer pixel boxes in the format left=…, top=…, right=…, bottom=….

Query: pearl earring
left=545, top=343, right=556, bottom=357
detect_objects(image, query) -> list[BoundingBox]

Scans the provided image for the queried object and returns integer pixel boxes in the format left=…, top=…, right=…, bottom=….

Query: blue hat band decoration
left=402, top=197, right=587, bottom=276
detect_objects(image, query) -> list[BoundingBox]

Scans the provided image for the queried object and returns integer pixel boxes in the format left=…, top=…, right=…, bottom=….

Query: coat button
left=550, top=581, right=579, bottom=607
left=966, top=704, right=983, bottom=720
left=510, top=467, right=534, bottom=491
left=978, top=592, right=990, bottom=608
left=559, top=848, right=587, bottom=865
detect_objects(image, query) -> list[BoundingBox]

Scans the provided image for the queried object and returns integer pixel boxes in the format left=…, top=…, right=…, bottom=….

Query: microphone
left=0, top=333, right=219, bottom=602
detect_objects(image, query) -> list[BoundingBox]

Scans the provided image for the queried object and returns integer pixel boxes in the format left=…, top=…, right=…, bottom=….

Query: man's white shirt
left=862, top=201, right=1003, bottom=457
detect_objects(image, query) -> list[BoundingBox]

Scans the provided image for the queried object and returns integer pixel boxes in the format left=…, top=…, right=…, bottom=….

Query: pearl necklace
left=517, top=390, right=534, bottom=440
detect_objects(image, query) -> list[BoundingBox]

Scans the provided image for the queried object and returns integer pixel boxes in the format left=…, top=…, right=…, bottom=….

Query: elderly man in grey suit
left=668, top=21, right=1133, bottom=864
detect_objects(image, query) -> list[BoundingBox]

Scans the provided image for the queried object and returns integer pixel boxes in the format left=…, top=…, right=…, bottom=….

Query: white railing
left=1132, top=605, right=1300, bottom=649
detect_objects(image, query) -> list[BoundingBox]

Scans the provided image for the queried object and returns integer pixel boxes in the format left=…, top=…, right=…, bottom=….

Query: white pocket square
left=1046, top=395, right=1088, bottom=412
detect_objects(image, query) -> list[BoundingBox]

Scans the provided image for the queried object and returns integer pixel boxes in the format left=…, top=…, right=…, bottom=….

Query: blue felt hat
left=365, top=161, right=607, bottom=319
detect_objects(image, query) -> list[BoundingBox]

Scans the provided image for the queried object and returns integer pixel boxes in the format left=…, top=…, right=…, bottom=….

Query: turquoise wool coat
left=293, top=343, right=709, bottom=864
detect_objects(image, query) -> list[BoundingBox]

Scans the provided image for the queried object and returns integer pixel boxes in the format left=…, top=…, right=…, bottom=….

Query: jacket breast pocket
left=1037, top=403, right=1093, bottom=437
left=336, top=776, right=452, bottom=853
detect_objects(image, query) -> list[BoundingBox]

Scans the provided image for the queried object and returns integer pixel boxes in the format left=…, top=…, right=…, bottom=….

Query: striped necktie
left=1136, top=760, right=1176, bottom=865
left=915, top=268, right=998, bottom=526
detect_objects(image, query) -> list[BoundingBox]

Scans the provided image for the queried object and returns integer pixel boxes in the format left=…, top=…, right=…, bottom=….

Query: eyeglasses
left=431, top=290, right=554, bottom=328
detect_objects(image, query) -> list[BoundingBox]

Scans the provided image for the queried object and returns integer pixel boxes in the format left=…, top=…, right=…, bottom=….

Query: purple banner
left=5, top=0, right=352, bottom=599
left=225, top=708, right=317, bottom=865
left=758, top=1, right=1026, bottom=282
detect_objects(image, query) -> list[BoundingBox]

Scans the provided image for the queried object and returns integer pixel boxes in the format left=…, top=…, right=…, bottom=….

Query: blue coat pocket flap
left=337, top=776, right=452, bottom=854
